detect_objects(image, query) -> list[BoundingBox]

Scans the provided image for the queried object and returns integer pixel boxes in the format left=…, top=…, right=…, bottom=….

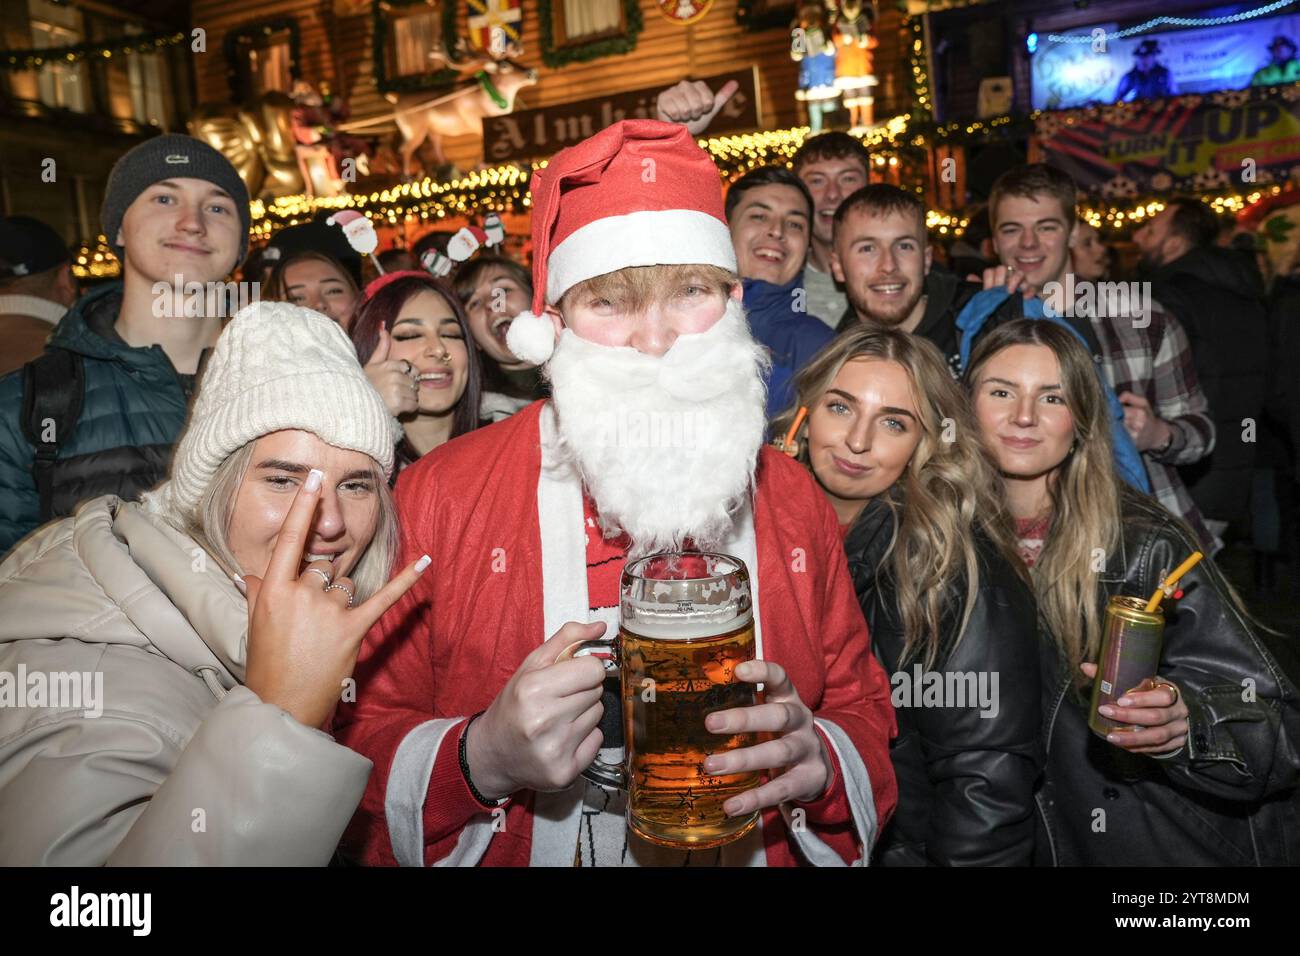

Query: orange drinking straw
left=781, top=406, right=808, bottom=453
left=1143, top=551, right=1205, bottom=612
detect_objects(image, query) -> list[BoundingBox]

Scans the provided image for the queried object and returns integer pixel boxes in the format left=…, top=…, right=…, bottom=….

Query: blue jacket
left=742, top=273, right=836, bottom=421
left=0, top=283, right=200, bottom=557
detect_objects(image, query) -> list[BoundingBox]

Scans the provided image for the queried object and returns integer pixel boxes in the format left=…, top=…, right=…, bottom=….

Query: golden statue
left=190, top=91, right=347, bottom=200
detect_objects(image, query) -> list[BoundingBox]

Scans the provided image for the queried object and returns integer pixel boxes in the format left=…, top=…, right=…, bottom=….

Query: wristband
left=459, top=711, right=507, bottom=808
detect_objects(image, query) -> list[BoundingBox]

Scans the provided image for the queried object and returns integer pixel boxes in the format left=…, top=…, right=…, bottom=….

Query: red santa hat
left=447, top=225, right=489, bottom=262
left=327, top=209, right=366, bottom=231
left=326, top=209, right=378, bottom=255
left=505, top=119, right=737, bottom=365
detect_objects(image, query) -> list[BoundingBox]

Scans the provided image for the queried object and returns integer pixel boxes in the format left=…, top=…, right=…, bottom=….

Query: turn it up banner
left=1031, top=83, right=1300, bottom=198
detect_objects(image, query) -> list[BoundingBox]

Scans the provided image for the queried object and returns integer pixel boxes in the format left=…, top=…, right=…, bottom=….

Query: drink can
left=1088, top=595, right=1166, bottom=738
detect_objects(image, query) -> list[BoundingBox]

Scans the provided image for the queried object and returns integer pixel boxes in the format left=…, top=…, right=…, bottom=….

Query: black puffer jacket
left=1035, top=491, right=1300, bottom=866
left=844, top=498, right=1043, bottom=865
left=1147, top=247, right=1269, bottom=524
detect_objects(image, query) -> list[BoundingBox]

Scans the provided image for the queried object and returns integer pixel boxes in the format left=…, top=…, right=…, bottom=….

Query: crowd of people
left=0, top=88, right=1297, bottom=866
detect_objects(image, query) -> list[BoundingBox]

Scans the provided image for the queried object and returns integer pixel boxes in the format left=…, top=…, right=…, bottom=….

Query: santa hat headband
left=506, top=120, right=737, bottom=364
left=361, top=269, right=435, bottom=302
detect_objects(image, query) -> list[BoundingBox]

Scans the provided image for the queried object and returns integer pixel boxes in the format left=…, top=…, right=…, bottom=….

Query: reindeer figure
left=391, top=59, right=537, bottom=176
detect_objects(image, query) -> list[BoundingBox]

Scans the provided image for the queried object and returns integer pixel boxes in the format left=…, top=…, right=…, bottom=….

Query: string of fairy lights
left=64, top=5, right=1295, bottom=279
left=70, top=136, right=1289, bottom=281
left=1046, top=0, right=1298, bottom=43
left=2, top=30, right=187, bottom=71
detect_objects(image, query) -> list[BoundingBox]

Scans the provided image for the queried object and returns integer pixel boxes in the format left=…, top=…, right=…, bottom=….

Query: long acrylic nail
left=305, top=468, right=324, bottom=492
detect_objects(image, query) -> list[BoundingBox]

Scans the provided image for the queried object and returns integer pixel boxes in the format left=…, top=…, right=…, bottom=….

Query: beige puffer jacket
left=0, top=495, right=371, bottom=865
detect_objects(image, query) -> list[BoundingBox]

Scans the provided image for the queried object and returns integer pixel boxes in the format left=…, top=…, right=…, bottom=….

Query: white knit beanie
left=150, top=301, right=402, bottom=516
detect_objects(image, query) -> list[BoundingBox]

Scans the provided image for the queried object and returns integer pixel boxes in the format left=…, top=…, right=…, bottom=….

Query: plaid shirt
left=1088, top=304, right=1217, bottom=549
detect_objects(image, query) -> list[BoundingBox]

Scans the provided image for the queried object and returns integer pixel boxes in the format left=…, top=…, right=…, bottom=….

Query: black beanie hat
left=0, top=215, right=70, bottom=280
left=100, top=134, right=251, bottom=269
left=263, top=214, right=364, bottom=285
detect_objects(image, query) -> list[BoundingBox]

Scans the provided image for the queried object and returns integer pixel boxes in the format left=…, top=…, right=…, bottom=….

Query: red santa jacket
left=335, top=401, right=897, bottom=865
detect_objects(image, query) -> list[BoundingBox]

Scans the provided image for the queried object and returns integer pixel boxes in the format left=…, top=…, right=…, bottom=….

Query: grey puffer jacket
left=0, top=494, right=371, bottom=865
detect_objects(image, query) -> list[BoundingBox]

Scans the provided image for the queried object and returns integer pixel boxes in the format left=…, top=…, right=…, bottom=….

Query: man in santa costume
left=335, top=119, right=896, bottom=866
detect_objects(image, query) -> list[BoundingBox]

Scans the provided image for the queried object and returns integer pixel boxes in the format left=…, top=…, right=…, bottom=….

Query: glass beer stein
left=563, top=551, right=761, bottom=850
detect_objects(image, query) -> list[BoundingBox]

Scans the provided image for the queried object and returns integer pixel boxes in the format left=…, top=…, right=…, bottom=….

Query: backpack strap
left=19, top=348, right=85, bottom=522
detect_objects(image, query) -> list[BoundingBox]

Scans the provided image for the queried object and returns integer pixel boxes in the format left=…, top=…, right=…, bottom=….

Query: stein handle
left=556, top=637, right=627, bottom=792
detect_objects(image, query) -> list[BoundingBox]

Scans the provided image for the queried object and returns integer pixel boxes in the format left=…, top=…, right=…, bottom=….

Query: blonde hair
left=559, top=264, right=737, bottom=313
left=966, top=320, right=1121, bottom=685
left=151, top=440, right=398, bottom=602
left=774, top=326, right=1024, bottom=668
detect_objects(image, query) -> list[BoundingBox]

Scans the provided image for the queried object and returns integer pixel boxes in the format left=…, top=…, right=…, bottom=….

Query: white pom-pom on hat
left=505, top=310, right=557, bottom=365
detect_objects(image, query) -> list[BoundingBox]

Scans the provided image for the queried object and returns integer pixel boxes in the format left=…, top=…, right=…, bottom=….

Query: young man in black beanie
left=0, top=134, right=250, bottom=557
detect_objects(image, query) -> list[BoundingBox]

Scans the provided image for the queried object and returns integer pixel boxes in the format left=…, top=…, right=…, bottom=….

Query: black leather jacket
left=1035, top=492, right=1300, bottom=865
left=844, top=498, right=1043, bottom=865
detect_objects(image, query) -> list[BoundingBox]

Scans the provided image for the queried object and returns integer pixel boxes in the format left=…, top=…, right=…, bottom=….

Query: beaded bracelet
left=459, top=710, right=507, bottom=808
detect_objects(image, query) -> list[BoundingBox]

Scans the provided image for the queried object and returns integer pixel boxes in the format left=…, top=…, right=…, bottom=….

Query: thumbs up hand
left=656, top=79, right=741, bottom=136
left=363, top=327, right=419, bottom=417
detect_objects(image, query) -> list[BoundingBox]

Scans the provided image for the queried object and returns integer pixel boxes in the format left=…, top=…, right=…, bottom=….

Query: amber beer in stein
left=567, top=552, right=760, bottom=849
left=1088, top=595, right=1167, bottom=738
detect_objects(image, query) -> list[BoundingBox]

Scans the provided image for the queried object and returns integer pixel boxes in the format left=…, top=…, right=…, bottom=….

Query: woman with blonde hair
left=968, top=318, right=1300, bottom=865
left=0, top=302, right=430, bottom=865
left=775, top=325, right=1042, bottom=865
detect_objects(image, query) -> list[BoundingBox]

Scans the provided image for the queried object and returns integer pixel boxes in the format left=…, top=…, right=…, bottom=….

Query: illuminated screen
left=1030, top=10, right=1300, bottom=110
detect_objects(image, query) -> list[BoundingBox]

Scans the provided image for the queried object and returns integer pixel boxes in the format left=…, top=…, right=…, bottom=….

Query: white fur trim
left=528, top=404, right=593, bottom=866
left=504, top=310, right=556, bottom=364
left=545, top=209, right=737, bottom=305
left=783, top=717, right=878, bottom=866
left=386, top=718, right=497, bottom=867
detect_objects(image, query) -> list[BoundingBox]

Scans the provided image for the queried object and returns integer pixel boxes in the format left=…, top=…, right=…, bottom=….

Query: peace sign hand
left=239, top=467, right=431, bottom=729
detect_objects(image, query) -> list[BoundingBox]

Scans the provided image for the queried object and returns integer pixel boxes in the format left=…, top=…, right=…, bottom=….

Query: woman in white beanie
left=0, top=302, right=430, bottom=865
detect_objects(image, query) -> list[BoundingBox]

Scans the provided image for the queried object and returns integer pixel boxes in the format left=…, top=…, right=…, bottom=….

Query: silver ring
left=401, top=359, right=414, bottom=377
left=304, top=567, right=332, bottom=588
left=324, top=582, right=355, bottom=607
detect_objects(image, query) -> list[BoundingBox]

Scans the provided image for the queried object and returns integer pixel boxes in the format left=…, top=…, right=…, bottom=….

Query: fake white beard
left=545, top=297, right=771, bottom=559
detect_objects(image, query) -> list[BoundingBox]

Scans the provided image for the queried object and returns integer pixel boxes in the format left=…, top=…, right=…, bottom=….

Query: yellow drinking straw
left=1143, top=551, right=1205, bottom=612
